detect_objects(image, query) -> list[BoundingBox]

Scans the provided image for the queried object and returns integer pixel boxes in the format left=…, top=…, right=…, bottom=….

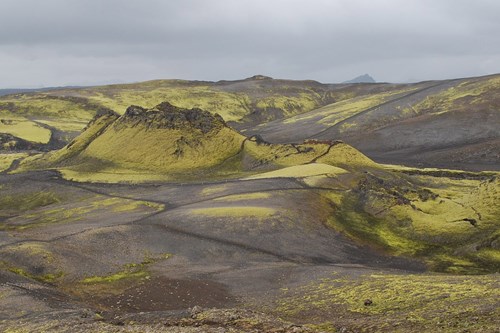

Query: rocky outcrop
left=0, top=133, right=41, bottom=151
left=117, top=102, right=227, bottom=133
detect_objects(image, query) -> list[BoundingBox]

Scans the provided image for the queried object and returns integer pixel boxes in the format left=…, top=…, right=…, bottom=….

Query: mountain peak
left=342, top=74, right=376, bottom=84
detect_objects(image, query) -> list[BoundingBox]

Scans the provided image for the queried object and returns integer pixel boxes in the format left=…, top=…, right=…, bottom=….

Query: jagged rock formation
left=119, top=102, right=228, bottom=133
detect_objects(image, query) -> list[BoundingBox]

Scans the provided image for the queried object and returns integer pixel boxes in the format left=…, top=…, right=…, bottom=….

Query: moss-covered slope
left=14, top=101, right=376, bottom=181
left=17, top=102, right=248, bottom=179
left=0, top=76, right=403, bottom=151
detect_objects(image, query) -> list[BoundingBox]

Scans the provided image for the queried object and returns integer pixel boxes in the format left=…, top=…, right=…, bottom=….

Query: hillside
left=16, top=102, right=376, bottom=182
left=243, top=74, right=500, bottom=171
left=0, top=76, right=404, bottom=152
left=1, top=101, right=499, bottom=332
left=10, top=102, right=500, bottom=274
left=1, top=74, right=499, bottom=170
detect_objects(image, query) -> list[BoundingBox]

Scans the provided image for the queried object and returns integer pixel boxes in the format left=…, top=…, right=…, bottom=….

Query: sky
left=1, top=0, right=500, bottom=88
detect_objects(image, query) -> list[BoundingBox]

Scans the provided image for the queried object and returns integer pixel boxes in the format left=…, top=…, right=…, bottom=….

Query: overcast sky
left=1, top=0, right=499, bottom=88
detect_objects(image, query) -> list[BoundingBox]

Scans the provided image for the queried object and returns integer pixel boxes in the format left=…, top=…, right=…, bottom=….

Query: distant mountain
left=343, top=74, right=376, bottom=84
left=0, top=89, right=34, bottom=96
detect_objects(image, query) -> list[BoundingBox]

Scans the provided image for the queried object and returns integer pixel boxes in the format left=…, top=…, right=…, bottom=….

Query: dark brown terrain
left=0, top=78, right=499, bottom=332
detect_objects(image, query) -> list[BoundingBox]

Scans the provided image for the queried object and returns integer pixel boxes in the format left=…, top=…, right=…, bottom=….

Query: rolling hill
left=0, top=76, right=409, bottom=152
left=243, top=74, right=500, bottom=171
left=10, top=101, right=500, bottom=274
left=1, top=74, right=499, bottom=171
left=16, top=102, right=373, bottom=182
left=1, top=101, right=499, bottom=332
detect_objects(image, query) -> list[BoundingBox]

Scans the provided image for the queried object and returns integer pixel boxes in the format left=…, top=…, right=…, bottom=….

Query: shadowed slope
left=243, top=74, right=500, bottom=170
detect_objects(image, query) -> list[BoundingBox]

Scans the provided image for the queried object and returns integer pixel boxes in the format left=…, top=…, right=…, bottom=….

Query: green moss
left=322, top=172, right=500, bottom=273
left=255, top=93, right=319, bottom=119
left=0, top=153, right=28, bottom=172
left=213, top=192, right=271, bottom=202
left=0, top=261, right=63, bottom=283
left=80, top=253, right=171, bottom=284
left=0, top=117, right=52, bottom=143
left=191, top=206, right=276, bottom=218
left=0, top=191, right=60, bottom=216
left=305, top=322, right=337, bottom=333
left=282, top=87, right=416, bottom=127
left=412, top=76, right=500, bottom=116
left=245, top=163, right=348, bottom=180
left=277, top=273, right=500, bottom=332
left=200, top=185, right=229, bottom=196
left=81, top=270, right=148, bottom=283
left=2, top=195, right=162, bottom=231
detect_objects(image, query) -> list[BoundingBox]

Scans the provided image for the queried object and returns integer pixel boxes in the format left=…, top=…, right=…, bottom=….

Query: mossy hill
left=0, top=76, right=403, bottom=151
left=2, top=74, right=499, bottom=170
left=14, top=101, right=376, bottom=182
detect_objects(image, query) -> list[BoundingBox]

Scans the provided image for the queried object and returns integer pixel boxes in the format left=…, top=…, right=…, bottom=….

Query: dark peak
left=343, top=74, right=376, bottom=84
left=120, top=102, right=227, bottom=133
left=246, top=75, right=273, bottom=81
left=153, top=101, right=183, bottom=113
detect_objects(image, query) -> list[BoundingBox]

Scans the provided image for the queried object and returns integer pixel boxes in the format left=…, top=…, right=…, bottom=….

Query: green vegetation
left=242, top=141, right=375, bottom=173
left=0, top=118, right=51, bottom=143
left=282, top=86, right=415, bottom=126
left=0, top=77, right=408, bottom=148
left=245, top=163, right=347, bottom=179
left=323, top=171, right=500, bottom=273
left=0, top=241, right=64, bottom=284
left=254, top=92, right=320, bottom=120
left=1, top=195, right=163, bottom=230
left=81, top=269, right=148, bottom=284
left=0, top=153, right=28, bottom=172
left=0, top=191, right=60, bottom=217
left=80, top=253, right=171, bottom=284
left=277, top=272, right=499, bottom=332
left=213, top=192, right=271, bottom=201
left=0, top=94, right=97, bottom=120
left=0, top=262, right=64, bottom=283
left=85, top=85, right=253, bottom=122
left=34, top=119, right=89, bottom=132
left=200, top=184, right=229, bottom=196
left=0, top=79, right=341, bottom=129
left=191, top=206, right=276, bottom=218
left=413, top=76, right=500, bottom=116
left=0, top=94, right=106, bottom=146
left=15, top=112, right=118, bottom=170
left=67, top=253, right=173, bottom=305
left=6, top=97, right=499, bottom=274
left=16, top=104, right=250, bottom=182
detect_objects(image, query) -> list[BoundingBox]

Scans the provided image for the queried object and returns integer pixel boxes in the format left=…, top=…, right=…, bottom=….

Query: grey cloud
left=0, top=0, right=499, bottom=87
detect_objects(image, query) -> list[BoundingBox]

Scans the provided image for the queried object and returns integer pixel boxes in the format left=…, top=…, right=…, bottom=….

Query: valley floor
left=0, top=171, right=498, bottom=332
